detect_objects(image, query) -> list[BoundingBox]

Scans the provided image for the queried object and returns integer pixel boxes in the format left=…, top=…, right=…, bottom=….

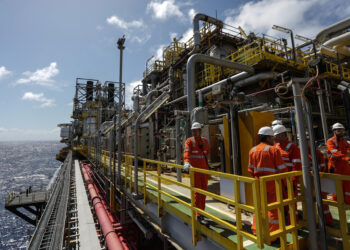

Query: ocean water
left=0, top=141, right=62, bottom=249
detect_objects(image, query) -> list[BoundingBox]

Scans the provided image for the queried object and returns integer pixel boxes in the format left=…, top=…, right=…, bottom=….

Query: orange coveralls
left=308, top=147, right=333, bottom=225
left=275, top=141, right=301, bottom=222
left=184, top=136, right=210, bottom=217
left=248, top=142, right=287, bottom=235
left=327, top=136, right=350, bottom=203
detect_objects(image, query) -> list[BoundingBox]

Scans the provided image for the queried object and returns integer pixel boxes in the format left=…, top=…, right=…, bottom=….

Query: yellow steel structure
left=197, top=37, right=350, bottom=88
left=73, top=145, right=350, bottom=249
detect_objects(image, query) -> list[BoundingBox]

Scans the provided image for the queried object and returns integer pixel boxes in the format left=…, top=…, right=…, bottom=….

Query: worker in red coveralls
left=273, top=124, right=301, bottom=222
left=304, top=133, right=333, bottom=225
left=248, top=126, right=287, bottom=239
left=327, top=122, right=350, bottom=203
left=184, top=122, right=210, bottom=226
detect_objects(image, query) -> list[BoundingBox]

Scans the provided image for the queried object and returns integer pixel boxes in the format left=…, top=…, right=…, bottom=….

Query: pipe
left=186, top=54, right=254, bottom=123
left=292, top=81, right=318, bottom=250
left=175, top=110, right=182, bottom=182
left=82, top=166, right=124, bottom=250
left=316, top=90, right=328, bottom=144
left=229, top=105, right=239, bottom=175
left=324, top=31, right=350, bottom=56
left=316, top=17, right=350, bottom=43
left=238, top=104, right=268, bottom=113
left=165, top=72, right=252, bottom=107
left=234, top=72, right=278, bottom=88
left=192, top=13, right=223, bottom=51
left=304, top=100, right=327, bottom=250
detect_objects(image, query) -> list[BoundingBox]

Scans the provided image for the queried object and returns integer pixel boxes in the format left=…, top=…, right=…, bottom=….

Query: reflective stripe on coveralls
left=327, top=135, right=350, bottom=204
left=248, top=142, right=287, bottom=237
left=184, top=136, right=210, bottom=217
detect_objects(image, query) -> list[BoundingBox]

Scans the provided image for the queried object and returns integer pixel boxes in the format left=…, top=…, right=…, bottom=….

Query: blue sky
left=0, top=0, right=349, bottom=141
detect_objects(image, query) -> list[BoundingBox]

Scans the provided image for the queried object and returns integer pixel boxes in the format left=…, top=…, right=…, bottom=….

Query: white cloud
left=224, top=0, right=350, bottom=40
left=16, top=62, right=59, bottom=87
left=22, top=92, right=55, bottom=107
left=0, top=127, right=60, bottom=141
left=147, top=0, right=183, bottom=20
left=188, top=8, right=196, bottom=22
left=179, top=28, right=193, bottom=43
left=106, top=15, right=143, bottom=29
left=125, top=80, right=142, bottom=108
left=169, top=32, right=178, bottom=40
left=130, top=34, right=152, bottom=44
left=0, top=66, right=11, bottom=79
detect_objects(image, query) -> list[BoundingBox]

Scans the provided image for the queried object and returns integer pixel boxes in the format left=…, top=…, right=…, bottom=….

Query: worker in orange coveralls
left=184, top=122, right=210, bottom=226
left=327, top=122, right=350, bottom=203
left=248, top=126, right=287, bottom=238
left=273, top=124, right=301, bottom=196
left=304, top=133, right=333, bottom=225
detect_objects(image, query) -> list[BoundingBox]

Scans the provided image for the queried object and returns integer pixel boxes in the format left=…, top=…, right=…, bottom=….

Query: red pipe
left=81, top=165, right=124, bottom=250
left=83, top=164, right=133, bottom=250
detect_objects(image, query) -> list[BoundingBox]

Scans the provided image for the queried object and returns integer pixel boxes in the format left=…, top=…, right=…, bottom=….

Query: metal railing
left=76, top=146, right=350, bottom=249
left=319, top=172, right=350, bottom=249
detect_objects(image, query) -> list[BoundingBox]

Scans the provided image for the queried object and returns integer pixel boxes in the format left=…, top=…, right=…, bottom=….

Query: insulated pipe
left=186, top=54, right=254, bottom=124
left=229, top=105, right=239, bottom=175
left=304, top=100, right=327, bottom=250
left=192, top=13, right=223, bottom=51
left=175, top=110, right=182, bottom=182
left=316, top=17, right=350, bottom=43
left=234, top=72, right=278, bottom=88
left=316, top=90, right=328, bottom=144
left=292, top=81, right=318, bottom=250
left=82, top=166, right=124, bottom=250
left=324, top=31, right=350, bottom=56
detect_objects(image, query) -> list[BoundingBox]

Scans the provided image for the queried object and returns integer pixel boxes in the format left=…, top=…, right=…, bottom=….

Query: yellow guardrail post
left=275, top=178, right=287, bottom=248
left=252, top=180, right=263, bottom=248
left=287, top=176, right=299, bottom=250
left=335, top=179, right=350, bottom=248
left=157, top=163, right=163, bottom=217
left=143, top=161, right=147, bottom=205
left=234, top=179, right=243, bottom=249
left=130, top=157, right=133, bottom=193
left=190, top=169, right=197, bottom=247
left=259, top=178, right=269, bottom=244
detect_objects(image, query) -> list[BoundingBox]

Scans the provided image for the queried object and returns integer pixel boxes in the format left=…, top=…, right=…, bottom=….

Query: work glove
left=329, top=166, right=335, bottom=173
left=184, top=162, right=191, bottom=173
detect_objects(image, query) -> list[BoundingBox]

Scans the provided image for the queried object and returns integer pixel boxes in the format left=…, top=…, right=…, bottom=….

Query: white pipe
left=324, top=31, right=350, bottom=56
left=316, top=17, right=350, bottom=43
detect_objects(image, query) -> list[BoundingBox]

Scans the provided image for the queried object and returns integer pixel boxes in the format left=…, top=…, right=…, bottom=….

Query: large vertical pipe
left=342, top=90, right=350, bottom=136
left=317, top=90, right=328, bottom=144
left=292, top=81, right=318, bottom=250
left=229, top=105, right=239, bottom=175
left=175, top=112, right=182, bottom=182
left=117, top=37, right=125, bottom=184
left=304, top=100, right=327, bottom=250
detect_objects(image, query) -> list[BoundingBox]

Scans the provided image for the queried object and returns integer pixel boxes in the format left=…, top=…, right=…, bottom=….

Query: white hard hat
left=271, top=120, right=283, bottom=127
left=191, top=122, right=202, bottom=130
left=258, top=126, right=274, bottom=136
left=332, top=123, right=345, bottom=130
left=273, top=124, right=287, bottom=136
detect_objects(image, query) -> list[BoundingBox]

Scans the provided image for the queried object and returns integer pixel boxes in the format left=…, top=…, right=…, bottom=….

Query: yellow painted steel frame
left=319, top=172, right=350, bottom=249
left=122, top=154, right=263, bottom=249
left=259, top=171, right=307, bottom=249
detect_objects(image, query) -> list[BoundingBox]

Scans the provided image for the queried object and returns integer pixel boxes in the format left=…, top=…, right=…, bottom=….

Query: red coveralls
left=184, top=136, right=210, bottom=217
left=248, top=142, right=287, bottom=235
left=308, top=147, right=333, bottom=225
left=327, top=136, right=350, bottom=203
left=275, top=141, right=301, bottom=221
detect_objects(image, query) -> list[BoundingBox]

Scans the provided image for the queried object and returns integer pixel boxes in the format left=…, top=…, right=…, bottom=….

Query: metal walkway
left=28, top=151, right=73, bottom=250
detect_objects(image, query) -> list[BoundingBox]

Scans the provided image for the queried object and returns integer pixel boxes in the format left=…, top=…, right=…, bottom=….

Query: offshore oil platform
left=5, top=13, right=350, bottom=250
